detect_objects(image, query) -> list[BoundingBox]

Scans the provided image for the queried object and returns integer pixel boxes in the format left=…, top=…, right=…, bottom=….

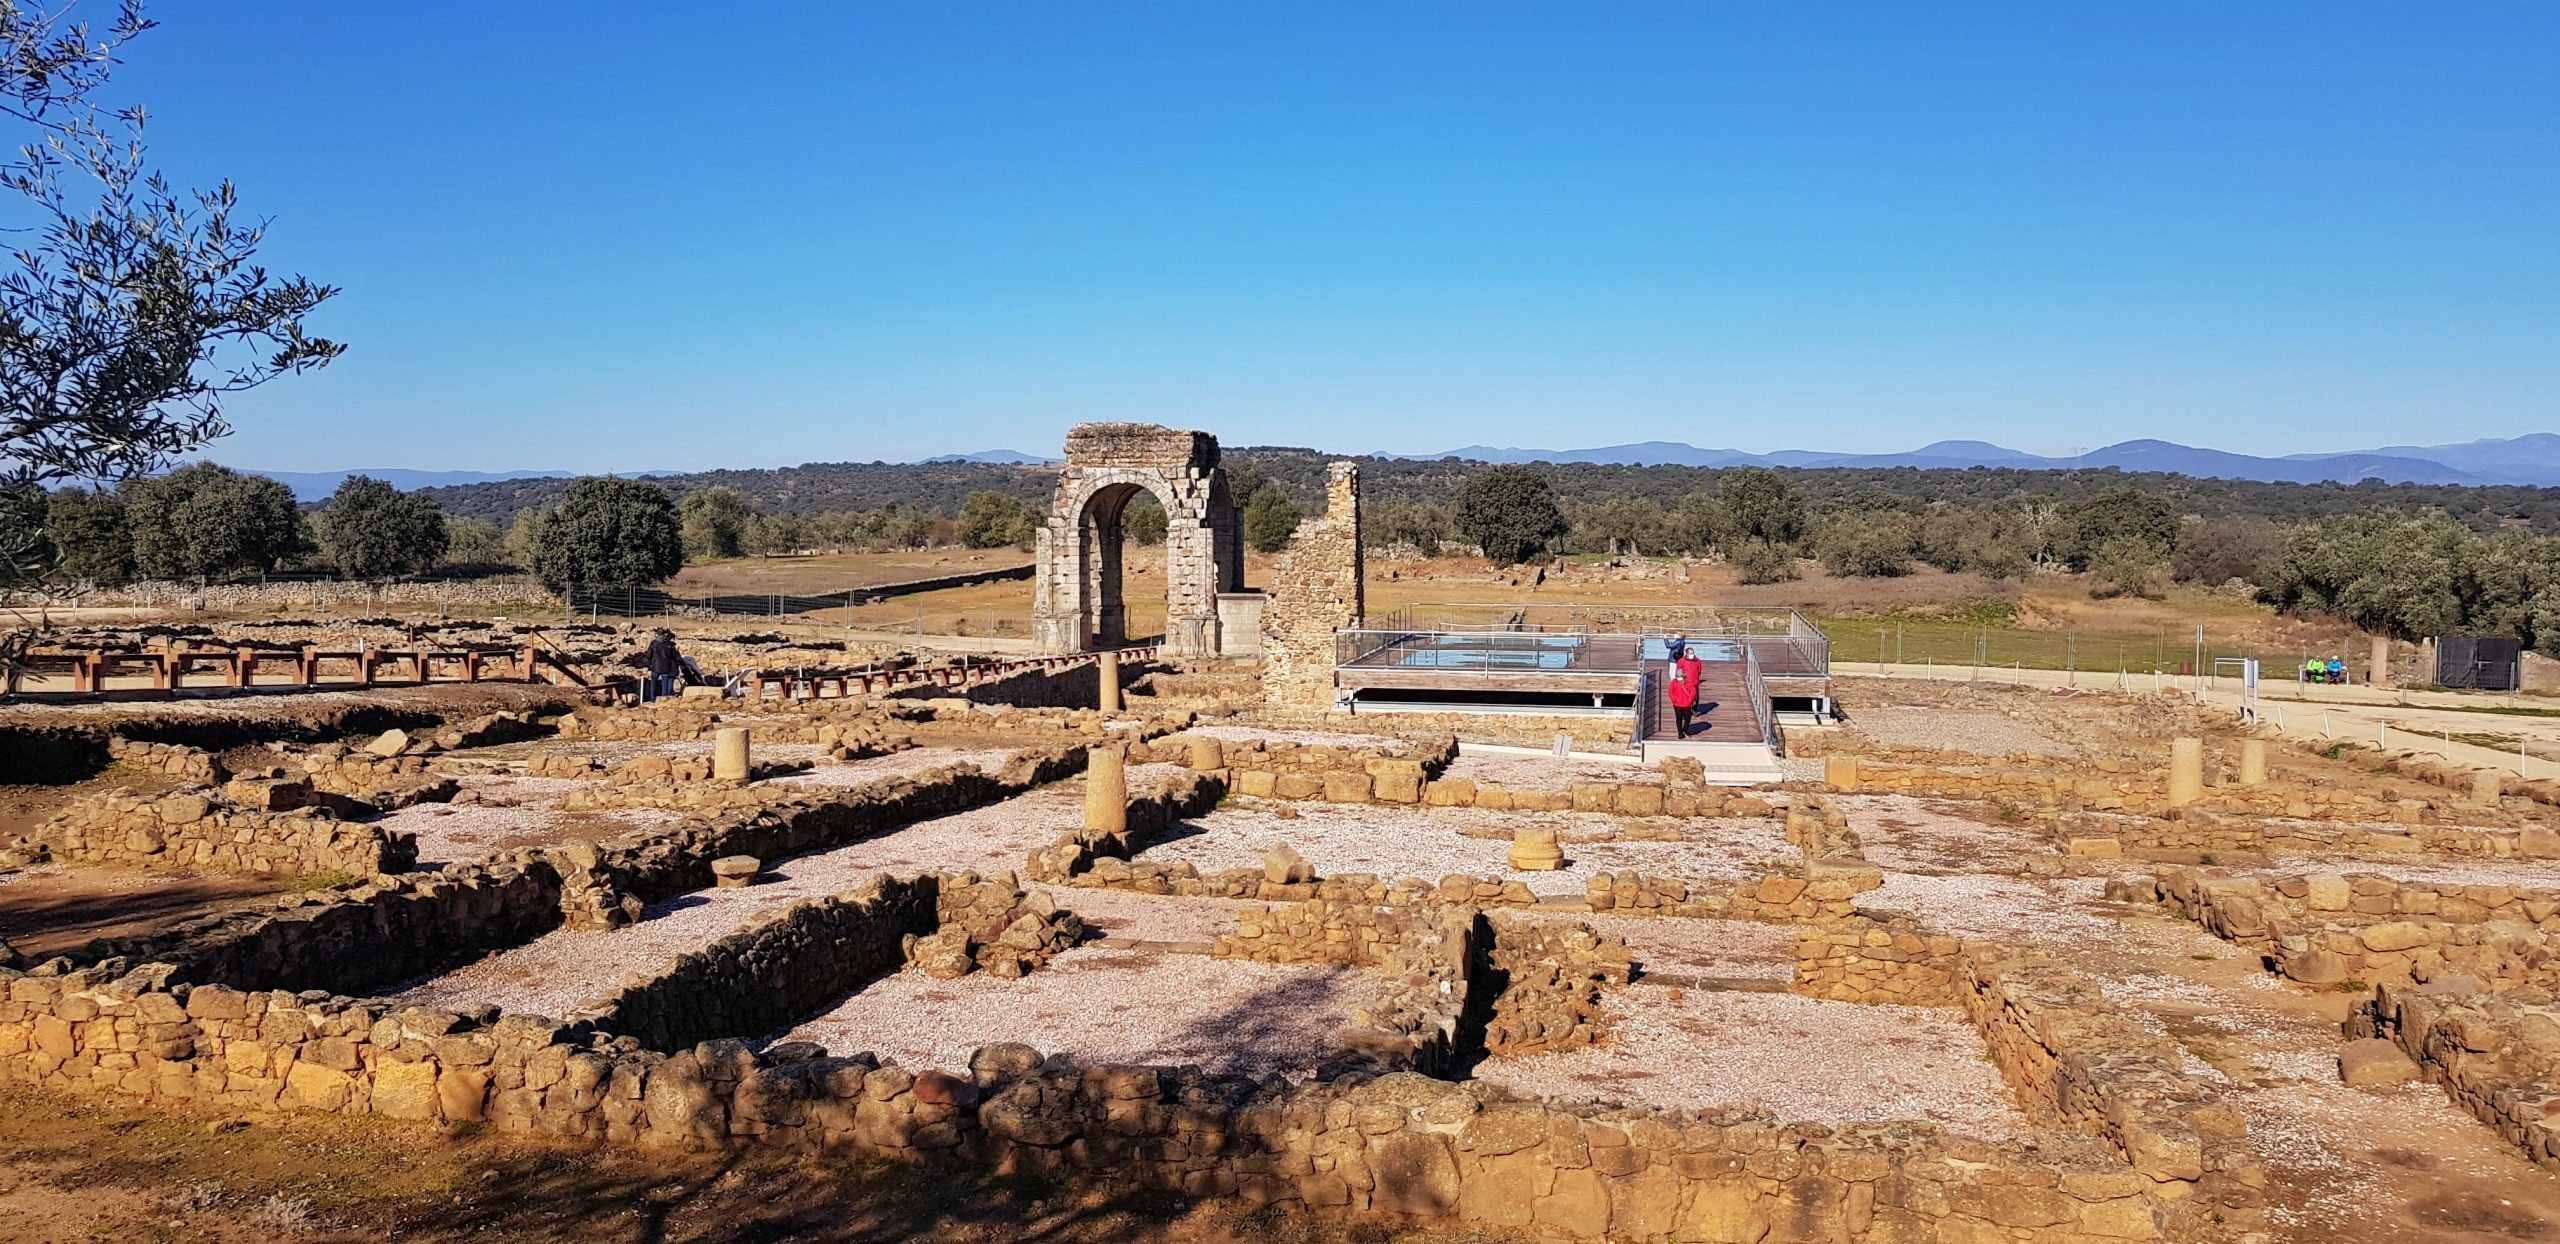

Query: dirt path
left=0, top=864, right=290, bottom=957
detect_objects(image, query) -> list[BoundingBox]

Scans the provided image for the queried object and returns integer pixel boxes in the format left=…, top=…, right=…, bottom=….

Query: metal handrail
left=1742, top=639, right=1777, bottom=750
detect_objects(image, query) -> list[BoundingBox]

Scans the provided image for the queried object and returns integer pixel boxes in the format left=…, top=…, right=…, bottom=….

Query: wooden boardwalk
left=1640, top=658, right=1765, bottom=745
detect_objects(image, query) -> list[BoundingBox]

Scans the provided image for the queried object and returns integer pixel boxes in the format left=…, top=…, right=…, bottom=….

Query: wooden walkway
left=1640, top=658, right=1765, bottom=745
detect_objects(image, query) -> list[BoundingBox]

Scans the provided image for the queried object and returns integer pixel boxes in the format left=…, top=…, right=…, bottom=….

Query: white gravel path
left=1041, top=889, right=1258, bottom=942
left=390, top=766, right=1197, bottom=1015
left=1137, top=802, right=1793, bottom=895
left=1438, top=749, right=1644, bottom=788
left=776, top=945, right=1376, bottom=1078
left=1841, top=794, right=2051, bottom=874
left=1475, top=988, right=2034, bottom=1133
left=388, top=802, right=682, bottom=870
left=1848, top=704, right=2077, bottom=758
left=1188, top=725, right=1408, bottom=749
left=764, top=747, right=1015, bottom=789
left=1582, top=913, right=1798, bottom=980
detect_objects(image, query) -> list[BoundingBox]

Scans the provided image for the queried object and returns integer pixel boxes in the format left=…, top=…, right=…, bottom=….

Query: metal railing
left=1741, top=639, right=1777, bottom=751
left=1374, top=602, right=1815, bottom=637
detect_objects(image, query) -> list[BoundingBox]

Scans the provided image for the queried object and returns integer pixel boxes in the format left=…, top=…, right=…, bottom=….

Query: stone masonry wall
left=39, top=786, right=416, bottom=879
left=2130, top=866, right=2560, bottom=991
left=1259, top=461, right=1362, bottom=711
left=2348, top=983, right=2560, bottom=1172
left=581, top=874, right=945, bottom=1053
left=1794, top=915, right=2261, bottom=1232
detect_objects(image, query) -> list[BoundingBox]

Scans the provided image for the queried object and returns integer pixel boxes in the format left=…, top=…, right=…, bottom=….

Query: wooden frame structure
left=4, top=643, right=590, bottom=698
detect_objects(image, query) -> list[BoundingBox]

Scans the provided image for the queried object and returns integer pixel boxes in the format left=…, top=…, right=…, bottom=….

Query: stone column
left=2168, top=737, right=2204, bottom=807
left=2474, top=770, right=2504, bottom=806
left=2369, top=634, right=2392, bottom=686
left=2238, top=738, right=2267, bottom=786
left=1097, top=650, right=1122, bottom=714
left=1186, top=735, right=1224, bottom=770
left=713, top=727, right=751, bottom=783
left=1084, top=743, right=1127, bottom=834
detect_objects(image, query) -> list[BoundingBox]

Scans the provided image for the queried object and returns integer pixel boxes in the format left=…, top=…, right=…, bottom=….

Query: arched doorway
left=1032, top=424, right=1244, bottom=656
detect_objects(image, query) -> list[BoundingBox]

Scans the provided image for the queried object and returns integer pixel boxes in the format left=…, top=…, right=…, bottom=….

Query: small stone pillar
left=1822, top=755, right=1860, bottom=793
left=1084, top=743, right=1128, bottom=834
left=1507, top=826, right=1563, bottom=871
left=2369, top=635, right=2392, bottom=686
left=1186, top=735, right=1224, bottom=770
left=712, top=727, right=751, bottom=783
left=2474, top=770, right=2504, bottom=807
left=2238, top=738, right=2267, bottom=786
left=2167, top=738, right=2204, bottom=807
left=1097, top=650, right=1122, bottom=714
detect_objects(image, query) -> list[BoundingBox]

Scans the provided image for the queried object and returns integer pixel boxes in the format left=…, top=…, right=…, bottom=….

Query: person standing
left=1666, top=638, right=1701, bottom=737
left=643, top=629, right=685, bottom=700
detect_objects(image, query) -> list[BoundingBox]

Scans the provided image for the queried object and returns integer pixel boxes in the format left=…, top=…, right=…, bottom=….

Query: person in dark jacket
left=643, top=630, right=684, bottom=700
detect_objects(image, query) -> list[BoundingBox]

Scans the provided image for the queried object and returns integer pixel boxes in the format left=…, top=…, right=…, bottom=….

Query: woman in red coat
left=1666, top=638, right=1703, bottom=737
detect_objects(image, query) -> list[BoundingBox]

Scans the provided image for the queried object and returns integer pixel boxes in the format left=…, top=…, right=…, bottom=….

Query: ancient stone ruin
left=1032, top=422, right=1247, bottom=658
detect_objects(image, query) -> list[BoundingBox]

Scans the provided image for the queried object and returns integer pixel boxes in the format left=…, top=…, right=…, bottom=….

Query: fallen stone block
left=2338, top=1038, right=2422, bottom=1087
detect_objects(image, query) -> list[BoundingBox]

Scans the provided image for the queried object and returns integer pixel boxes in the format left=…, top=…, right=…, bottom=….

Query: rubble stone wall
left=1021, top=769, right=1229, bottom=884
left=39, top=787, right=416, bottom=878
left=59, top=857, right=564, bottom=998
left=0, top=956, right=2186, bottom=1242
left=2348, top=983, right=2560, bottom=1172
left=2132, top=867, right=2560, bottom=990
left=106, top=738, right=226, bottom=784
left=1793, top=915, right=2260, bottom=1229
left=1258, top=462, right=1362, bottom=710
left=563, top=748, right=1090, bottom=927
left=583, top=874, right=944, bottom=1053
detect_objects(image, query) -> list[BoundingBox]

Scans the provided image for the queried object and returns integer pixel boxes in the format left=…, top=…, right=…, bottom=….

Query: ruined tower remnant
left=1260, top=461, right=1364, bottom=711
left=1032, top=423, right=1244, bottom=658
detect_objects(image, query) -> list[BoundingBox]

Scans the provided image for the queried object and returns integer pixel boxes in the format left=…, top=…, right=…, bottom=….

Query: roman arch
left=1032, top=423, right=1245, bottom=657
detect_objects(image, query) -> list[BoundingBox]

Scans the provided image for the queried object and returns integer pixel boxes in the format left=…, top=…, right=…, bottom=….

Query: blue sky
left=106, top=2, right=2560, bottom=472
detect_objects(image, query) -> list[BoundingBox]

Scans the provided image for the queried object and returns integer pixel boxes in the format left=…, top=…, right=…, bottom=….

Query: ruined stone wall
left=581, top=872, right=1079, bottom=1056
left=0, top=957, right=2183, bottom=1242
left=584, top=875, right=943, bottom=1053
left=2131, top=867, right=2560, bottom=990
left=1481, top=914, right=1625, bottom=1057
left=106, top=738, right=225, bottom=784
left=1300, top=710, right=1637, bottom=753
left=39, top=787, right=416, bottom=878
left=54, top=857, right=564, bottom=998
left=887, top=658, right=1153, bottom=710
left=1258, top=462, right=1362, bottom=711
left=2348, top=983, right=2560, bottom=1172
left=564, top=748, right=1090, bottom=925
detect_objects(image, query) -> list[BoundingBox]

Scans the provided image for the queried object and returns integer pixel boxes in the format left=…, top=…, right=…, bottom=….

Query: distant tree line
left=28, top=450, right=2560, bottom=655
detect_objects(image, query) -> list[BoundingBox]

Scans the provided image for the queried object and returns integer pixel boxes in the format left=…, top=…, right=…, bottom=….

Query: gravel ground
left=1040, top=889, right=1259, bottom=942
left=1138, top=803, right=1795, bottom=895
left=1842, top=794, right=2052, bottom=874
left=764, top=747, right=1016, bottom=789
left=391, top=765, right=1201, bottom=1015
left=1475, top=988, right=2035, bottom=1133
left=776, top=945, right=1375, bottom=1078
left=455, top=774, right=582, bottom=807
left=1187, top=725, right=1408, bottom=749
left=1437, top=749, right=1644, bottom=788
left=1848, top=704, right=2077, bottom=758
left=2089, top=911, right=2560, bottom=1238
left=1581, top=913, right=1798, bottom=980
left=389, top=802, right=681, bottom=870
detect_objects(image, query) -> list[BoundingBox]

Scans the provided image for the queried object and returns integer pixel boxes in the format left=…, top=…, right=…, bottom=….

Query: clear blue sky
left=112, top=2, right=2559, bottom=472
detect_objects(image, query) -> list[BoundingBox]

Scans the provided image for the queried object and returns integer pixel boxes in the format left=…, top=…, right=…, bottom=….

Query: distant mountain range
left=1384, top=434, right=2560, bottom=487
left=916, top=449, right=1056, bottom=465
left=245, top=467, right=687, bottom=501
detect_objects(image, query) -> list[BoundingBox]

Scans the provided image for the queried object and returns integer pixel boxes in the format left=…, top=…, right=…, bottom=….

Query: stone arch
left=1032, top=423, right=1244, bottom=656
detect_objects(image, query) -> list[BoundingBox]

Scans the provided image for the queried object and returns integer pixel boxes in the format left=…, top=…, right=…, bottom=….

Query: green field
left=1812, top=615, right=2358, bottom=676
